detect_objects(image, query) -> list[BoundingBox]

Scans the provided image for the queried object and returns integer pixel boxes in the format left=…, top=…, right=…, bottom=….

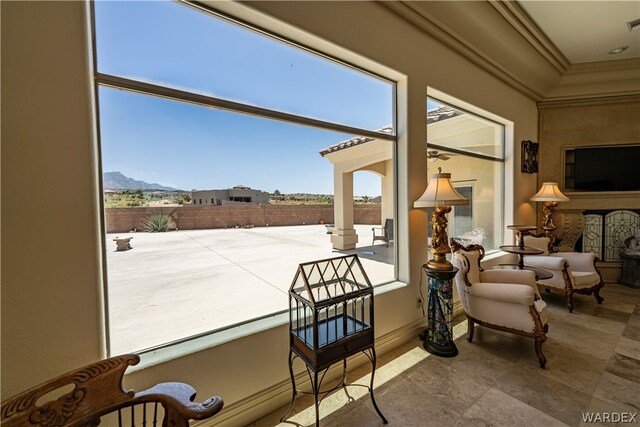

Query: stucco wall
left=191, top=188, right=271, bottom=205
left=2, top=1, right=541, bottom=423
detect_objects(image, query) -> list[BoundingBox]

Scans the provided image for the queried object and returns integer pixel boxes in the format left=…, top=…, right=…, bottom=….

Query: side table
left=420, top=265, right=459, bottom=357
left=501, top=225, right=543, bottom=269
left=493, top=264, right=553, bottom=281
left=499, top=245, right=543, bottom=269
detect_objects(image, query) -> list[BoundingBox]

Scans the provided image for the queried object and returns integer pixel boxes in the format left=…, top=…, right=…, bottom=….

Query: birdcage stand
left=280, top=345, right=387, bottom=426
left=282, top=254, right=387, bottom=426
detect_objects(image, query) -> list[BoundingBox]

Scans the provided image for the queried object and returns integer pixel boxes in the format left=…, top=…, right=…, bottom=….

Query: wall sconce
left=521, top=140, right=539, bottom=173
left=530, top=182, right=569, bottom=241
left=414, top=168, right=469, bottom=270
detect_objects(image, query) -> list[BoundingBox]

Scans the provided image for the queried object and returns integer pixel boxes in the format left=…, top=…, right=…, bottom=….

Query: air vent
left=627, top=18, right=640, bottom=31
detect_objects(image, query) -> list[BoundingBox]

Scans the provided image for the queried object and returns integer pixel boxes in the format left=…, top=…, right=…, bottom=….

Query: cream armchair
left=450, top=240, right=549, bottom=369
left=521, top=234, right=604, bottom=313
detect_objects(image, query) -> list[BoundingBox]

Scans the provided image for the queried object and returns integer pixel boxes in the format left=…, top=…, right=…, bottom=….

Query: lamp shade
left=414, top=169, right=469, bottom=208
left=530, top=182, right=569, bottom=202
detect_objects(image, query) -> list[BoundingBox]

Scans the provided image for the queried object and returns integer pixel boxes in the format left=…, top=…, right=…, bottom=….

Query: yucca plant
left=142, top=214, right=175, bottom=232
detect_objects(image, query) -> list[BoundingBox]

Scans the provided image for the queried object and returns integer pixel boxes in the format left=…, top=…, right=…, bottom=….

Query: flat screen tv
left=569, top=146, right=640, bottom=192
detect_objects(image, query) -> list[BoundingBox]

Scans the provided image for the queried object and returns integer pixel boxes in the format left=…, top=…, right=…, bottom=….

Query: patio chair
left=372, top=218, right=393, bottom=247
left=1, top=354, right=223, bottom=427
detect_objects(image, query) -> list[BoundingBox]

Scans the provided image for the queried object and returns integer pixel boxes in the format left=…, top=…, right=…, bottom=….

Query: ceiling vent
left=627, top=18, right=640, bottom=31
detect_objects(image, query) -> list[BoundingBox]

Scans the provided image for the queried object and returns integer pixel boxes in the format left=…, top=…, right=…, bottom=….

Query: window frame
left=426, top=96, right=506, bottom=254
left=451, top=184, right=473, bottom=238
left=90, top=0, right=398, bottom=356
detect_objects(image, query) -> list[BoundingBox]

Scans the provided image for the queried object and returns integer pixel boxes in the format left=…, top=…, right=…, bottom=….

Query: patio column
left=380, top=159, right=394, bottom=225
left=332, top=169, right=358, bottom=250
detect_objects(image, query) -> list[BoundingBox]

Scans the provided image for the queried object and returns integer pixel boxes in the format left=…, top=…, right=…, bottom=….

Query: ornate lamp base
left=421, top=265, right=459, bottom=357
left=541, top=201, right=559, bottom=242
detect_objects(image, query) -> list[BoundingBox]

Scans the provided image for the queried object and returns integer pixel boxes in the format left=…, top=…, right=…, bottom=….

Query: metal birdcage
left=282, top=254, right=387, bottom=426
left=288, top=254, right=374, bottom=367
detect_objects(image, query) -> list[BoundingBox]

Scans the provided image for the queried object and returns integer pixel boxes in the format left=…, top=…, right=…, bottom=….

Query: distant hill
left=103, top=171, right=180, bottom=191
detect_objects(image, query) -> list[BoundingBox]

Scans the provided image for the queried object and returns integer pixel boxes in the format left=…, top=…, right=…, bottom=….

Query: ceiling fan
left=427, top=150, right=456, bottom=162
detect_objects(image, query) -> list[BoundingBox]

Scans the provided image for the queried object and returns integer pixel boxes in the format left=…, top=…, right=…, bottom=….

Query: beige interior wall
left=1, top=1, right=104, bottom=398
left=2, top=0, right=539, bottom=421
left=537, top=95, right=640, bottom=212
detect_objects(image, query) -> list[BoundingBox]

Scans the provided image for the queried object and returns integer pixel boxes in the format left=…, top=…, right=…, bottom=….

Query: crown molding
left=488, top=1, right=570, bottom=74
left=381, top=1, right=546, bottom=101
left=382, top=1, right=640, bottom=103
left=541, top=58, right=640, bottom=101
left=567, top=57, right=640, bottom=74
left=537, top=93, right=640, bottom=109
left=541, top=89, right=640, bottom=103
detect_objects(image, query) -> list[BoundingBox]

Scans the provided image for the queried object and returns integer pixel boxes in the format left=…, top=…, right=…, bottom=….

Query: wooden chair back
left=1, top=354, right=223, bottom=427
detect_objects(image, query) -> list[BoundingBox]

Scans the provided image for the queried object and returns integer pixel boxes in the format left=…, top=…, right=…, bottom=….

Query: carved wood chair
left=372, top=218, right=393, bottom=247
left=450, top=240, right=549, bottom=368
left=1, top=354, right=223, bottom=427
left=521, top=233, right=604, bottom=312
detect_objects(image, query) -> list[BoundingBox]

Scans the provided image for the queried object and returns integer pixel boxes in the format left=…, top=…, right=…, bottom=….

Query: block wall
left=105, top=204, right=382, bottom=233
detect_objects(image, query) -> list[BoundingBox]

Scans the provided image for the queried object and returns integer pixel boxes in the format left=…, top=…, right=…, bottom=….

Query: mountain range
left=103, top=172, right=180, bottom=191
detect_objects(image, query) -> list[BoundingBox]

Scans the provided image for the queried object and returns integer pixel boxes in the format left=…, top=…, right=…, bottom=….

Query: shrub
left=174, top=193, right=192, bottom=205
left=142, top=214, right=176, bottom=232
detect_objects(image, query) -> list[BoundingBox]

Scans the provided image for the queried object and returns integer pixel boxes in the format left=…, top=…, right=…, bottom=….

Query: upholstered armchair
left=450, top=240, right=549, bottom=369
left=521, top=234, right=604, bottom=312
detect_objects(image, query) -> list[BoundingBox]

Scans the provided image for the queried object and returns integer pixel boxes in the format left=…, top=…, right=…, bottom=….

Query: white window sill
left=484, top=250, right=509, bottom=262
left=480, top=249, right=512, bottom=268
left=129, top=280, right=407, bottom=373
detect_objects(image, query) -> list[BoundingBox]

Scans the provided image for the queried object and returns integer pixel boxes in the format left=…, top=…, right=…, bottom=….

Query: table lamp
left=414, top=167, right=469, bottom=270
left=530, top=182, right=569, bottom=240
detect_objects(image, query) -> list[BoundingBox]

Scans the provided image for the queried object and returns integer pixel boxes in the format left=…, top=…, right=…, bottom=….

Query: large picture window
left=426, top=97, right=504, bottom=252
left=94, top=1, right=396, bottom=355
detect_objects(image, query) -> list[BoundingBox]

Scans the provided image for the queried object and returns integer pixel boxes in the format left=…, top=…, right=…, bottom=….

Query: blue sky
left=95, top=1, right=394, bottom=195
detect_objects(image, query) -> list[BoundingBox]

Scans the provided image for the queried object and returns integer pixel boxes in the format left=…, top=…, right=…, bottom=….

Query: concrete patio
left=105, top=224, right=394, bottom=354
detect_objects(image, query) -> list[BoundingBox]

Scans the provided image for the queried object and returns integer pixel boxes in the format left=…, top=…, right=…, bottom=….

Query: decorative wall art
left=521, top=140, right=539, bottom=173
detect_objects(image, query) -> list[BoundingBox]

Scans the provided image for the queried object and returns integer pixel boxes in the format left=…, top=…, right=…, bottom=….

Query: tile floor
left=251, top=283, right=640, bottom=427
